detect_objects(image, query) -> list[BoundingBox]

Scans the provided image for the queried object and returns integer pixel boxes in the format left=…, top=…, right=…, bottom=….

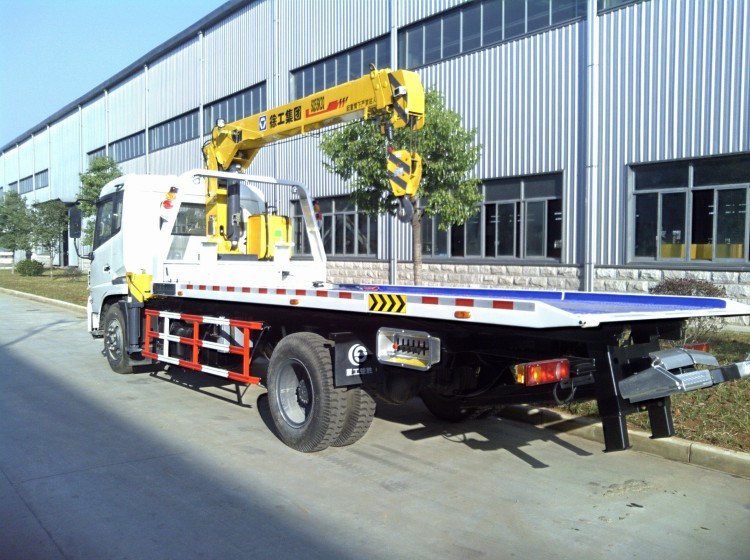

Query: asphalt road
left=1, top=292, right=749, bottom=560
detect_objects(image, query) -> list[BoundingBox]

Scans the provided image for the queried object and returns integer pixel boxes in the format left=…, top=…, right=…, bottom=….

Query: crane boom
left=203, top=67, right=424, bottom=173
left=201, top=67, right=426, bottom=253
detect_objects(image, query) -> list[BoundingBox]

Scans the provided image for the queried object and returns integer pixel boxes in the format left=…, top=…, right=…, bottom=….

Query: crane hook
left=397, top=197, right=414, bottom=223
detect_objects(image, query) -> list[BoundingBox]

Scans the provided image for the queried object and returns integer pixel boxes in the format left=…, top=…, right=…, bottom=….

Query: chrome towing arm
left=618, top=348, right=750, bottom=403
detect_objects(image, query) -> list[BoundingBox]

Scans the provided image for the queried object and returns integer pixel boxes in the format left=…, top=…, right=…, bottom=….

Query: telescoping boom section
left=202, top=67, right=425, bottom=252
left=203, top=68, right=424, bottom=172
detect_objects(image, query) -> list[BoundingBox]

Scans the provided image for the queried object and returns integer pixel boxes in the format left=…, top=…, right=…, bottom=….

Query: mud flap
left=330, top=333, right=379, bottom=388
left=117, top=299, right=143, bottom=354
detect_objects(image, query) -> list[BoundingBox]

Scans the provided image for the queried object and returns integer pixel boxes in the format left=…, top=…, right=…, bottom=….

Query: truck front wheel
left=102, top=305, right=134, bottom=374
left=267, top=332, right=347, bottom=452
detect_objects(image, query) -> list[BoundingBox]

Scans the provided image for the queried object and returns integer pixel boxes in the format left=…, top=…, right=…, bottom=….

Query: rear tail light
left=683, top=342, right=710, bottom=353
left=515, top=359, right=570, bottom=387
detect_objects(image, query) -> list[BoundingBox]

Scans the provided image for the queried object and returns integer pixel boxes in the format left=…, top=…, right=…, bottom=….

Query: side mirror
left=68, top=206, right=82, bottom=239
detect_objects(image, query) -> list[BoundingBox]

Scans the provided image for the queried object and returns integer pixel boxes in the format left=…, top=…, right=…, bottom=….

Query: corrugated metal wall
left=2, top=147, right=19, bottom=186
left=108, top=73, right=146, bottom=139
left=396, top=0, right=470, bottom=27
left=49, top=112, right=81, bottom=200
left=204, top=1, right=272, bottom=104
left=1, top=0, right=748, bottom=272
left=17, top=140, right=33, bottom=179
left=595, top=0, right=750, bottom=265
left=148, top=139, right=203, bottom=175
left=80, top=96, right=107, bottom=153
left=33, top=128, right=50, bottom=173
left=147, top=39, right=201, bottom=125
left=279, top=0, right=389, bottom=73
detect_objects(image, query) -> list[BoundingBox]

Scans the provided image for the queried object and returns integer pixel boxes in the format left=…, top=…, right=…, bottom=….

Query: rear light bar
left=683, top=342, right=710, bottom=353
left=515, top=359, right=570, bottom=387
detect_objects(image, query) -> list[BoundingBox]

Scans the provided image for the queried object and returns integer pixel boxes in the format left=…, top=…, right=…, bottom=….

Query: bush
left=15, top=259, right=45, bottom=277
left=650, top=277, right=727, bottom=343
left=61, top=266, right=83, bottom=278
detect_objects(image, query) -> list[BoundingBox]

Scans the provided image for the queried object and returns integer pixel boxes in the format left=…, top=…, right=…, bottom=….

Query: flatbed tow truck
left=70, top=67, right=750, bottom=453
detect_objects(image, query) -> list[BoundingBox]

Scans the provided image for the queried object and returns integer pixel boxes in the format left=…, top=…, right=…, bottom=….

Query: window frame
left=93, top=190, right=124, bottom=250
left=203, top=82, right=266, bottom=135
left=34, top=169, right=49, bottom=190
left=19, top=175, right=34, bottom=194
left=291, top=36, right=390, bottom=101
left=597, top=0, right=645, bottom=15
left=421, top=173, right=563, bottom=261
left=398, top=0, right=586, bottom=70
left=150, top=110, right=200, bottom=152
left=629, top=155, right=750, bottom=264
left=110, top=131, right=146, bottom=163
left=291, top=196, right=378, bottom=258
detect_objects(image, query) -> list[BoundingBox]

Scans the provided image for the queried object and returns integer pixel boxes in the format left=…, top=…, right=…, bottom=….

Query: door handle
left=103, top=265, right=111, bottom=272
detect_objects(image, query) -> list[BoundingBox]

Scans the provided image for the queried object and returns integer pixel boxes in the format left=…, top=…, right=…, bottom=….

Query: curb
left=498, top=404, right=750, bottom=478
left=0, top=287, right=87, bottom=314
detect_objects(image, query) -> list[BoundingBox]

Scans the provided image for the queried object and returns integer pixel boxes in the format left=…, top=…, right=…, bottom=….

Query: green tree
left=30, top=200, right=68, bottom=277
left=79, top=156, right=122, bottom=244
left=319, top=88, right=482, bottom=285
left=0, top=191, right=33, bottom=273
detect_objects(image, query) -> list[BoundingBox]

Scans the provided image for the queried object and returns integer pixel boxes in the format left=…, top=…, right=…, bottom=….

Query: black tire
left=102, top=304, right=134, bottom=374
left=420, top=388, right=474, bottom=422
left=267, top=332, right=347, bottom=452
left=331, top=387, right=377, bottom=447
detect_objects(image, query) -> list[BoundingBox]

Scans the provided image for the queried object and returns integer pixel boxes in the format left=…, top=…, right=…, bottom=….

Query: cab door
left=89, top=189, right=125, bottom=331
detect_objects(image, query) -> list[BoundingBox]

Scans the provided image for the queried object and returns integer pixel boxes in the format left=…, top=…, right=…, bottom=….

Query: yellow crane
left=201, top=66, right=425, bottom=253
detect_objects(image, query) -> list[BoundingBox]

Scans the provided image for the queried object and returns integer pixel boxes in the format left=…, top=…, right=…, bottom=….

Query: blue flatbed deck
left=338, top=284, right=748, bottom=328
left=340, top=284, right=725, bottom=314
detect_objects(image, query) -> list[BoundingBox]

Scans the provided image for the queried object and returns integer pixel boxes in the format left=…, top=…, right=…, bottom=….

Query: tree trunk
left=411, top=202, right=423, bottom=286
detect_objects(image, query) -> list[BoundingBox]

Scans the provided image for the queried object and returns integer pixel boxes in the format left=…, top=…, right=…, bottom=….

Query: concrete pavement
left=1, top=291, right=750, bottom=559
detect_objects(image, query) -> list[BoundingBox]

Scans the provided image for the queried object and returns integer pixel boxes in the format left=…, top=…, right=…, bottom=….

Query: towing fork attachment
left=592, top=343, right=750, bottom=452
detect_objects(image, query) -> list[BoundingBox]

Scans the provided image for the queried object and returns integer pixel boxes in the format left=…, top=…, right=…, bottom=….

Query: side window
left=421, top=173, right=562, bottom=260
left=631, top=154, right=750, bottom=262
left=172, top=203, right=205, bottom=236
left=93, top=191, right=123, bottom=249
left=291, top=196, right=377, bottom=257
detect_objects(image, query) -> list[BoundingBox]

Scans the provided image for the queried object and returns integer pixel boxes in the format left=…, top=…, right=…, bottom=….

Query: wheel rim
left=275, top=359, right=314, bottom=428
left=105, top=319, right=123, bottom=361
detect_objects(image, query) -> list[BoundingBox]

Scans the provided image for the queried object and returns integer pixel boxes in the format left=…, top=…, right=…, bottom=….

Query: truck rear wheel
left=267, top=332, right=347, bottom=452
left=102, top=305, right=134, bottom=374
left=332, top=388, right=376, bottom=447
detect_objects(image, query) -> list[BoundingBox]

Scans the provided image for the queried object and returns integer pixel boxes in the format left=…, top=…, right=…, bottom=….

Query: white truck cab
left=86, top=171, right=325, bottom=335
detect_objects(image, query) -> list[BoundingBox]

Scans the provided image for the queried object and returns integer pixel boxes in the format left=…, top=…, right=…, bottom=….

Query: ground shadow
left=0, top=345, right=353, bottom=559
left=374, top=398, right=593, bottom=469
left=149, top=365, right=255, bottom=408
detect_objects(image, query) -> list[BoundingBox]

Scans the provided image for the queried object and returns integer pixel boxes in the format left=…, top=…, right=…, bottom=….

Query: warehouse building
left=1, top=0, right=749, bottom=309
